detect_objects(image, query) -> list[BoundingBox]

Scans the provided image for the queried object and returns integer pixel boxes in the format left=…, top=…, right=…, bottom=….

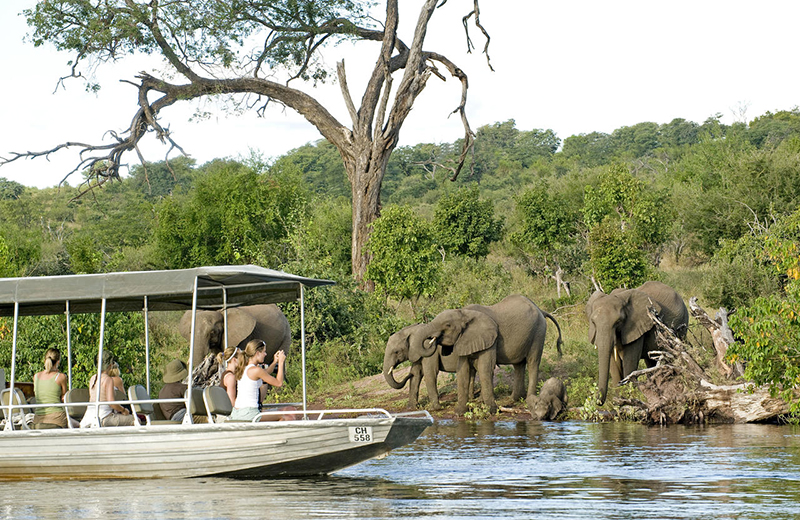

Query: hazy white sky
left=1, top=1, right=799, bottom=188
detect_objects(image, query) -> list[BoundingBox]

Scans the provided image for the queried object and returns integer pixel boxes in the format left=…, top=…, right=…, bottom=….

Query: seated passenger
left=107, top=360, right=130, bottom=411
left=231, top=339, right=295, bottom=422
left=107, top=361, right=125, bottom=394
left=33, top=348, right=72, bottom=428
left=80, top=352, right=135, bottom=428
left=217, top=346, right=243, bottom=407
left=158, top=359, right=188, bottom=421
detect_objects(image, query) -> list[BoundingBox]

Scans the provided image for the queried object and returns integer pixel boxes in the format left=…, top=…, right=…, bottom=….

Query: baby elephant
left=527, top=377, right=567, bottom=420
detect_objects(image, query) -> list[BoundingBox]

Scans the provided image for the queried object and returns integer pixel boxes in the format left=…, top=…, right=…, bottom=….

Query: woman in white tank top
left=229, top=339, right=294, bottom=421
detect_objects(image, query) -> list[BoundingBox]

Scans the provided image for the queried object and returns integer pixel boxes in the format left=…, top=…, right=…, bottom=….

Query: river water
left=2, top=421, right=799, bottom=519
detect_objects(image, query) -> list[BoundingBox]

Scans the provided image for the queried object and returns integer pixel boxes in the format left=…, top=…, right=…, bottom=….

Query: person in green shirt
left=33, top=348, right=71, bottom=428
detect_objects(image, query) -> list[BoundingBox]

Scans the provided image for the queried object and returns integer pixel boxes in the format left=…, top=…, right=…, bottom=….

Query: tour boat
left=0, top=265, right=432, bottom=479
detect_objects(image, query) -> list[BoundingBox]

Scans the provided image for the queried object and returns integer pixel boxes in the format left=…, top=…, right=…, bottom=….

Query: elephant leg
left=424, top=359, right=442, bottom=410
left=511, top=363, right=525, bottom=402
left=455, top=357, right=472, bottom=415
left=469, top=364, right=477, bottom=398
left=478, top=350, right=497, bottom=414
left=408, top=363, right=423, bottom=408
left=527, top=345, right=544, bottom=402
left=641, top=330, right=658, bottom=368
left=621, top=337, right=645, bottom=380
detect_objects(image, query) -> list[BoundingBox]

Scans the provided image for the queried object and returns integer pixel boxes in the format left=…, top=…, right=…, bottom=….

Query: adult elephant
left=587, top=281, right=689, bottom=405
left=383, top=323, right=465, bottom=410
left=423, top=295, right=563, bottom=415
left=179, top=304, right=291, bottom=368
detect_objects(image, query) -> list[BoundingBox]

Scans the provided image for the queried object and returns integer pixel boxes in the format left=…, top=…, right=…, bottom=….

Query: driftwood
left=688, top=297, right=744, bottom=379
left=617, top=304, right=791, bottom=424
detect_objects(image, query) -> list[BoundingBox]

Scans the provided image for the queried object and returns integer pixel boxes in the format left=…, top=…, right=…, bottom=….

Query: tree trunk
left=614, top=304, right=791, bottom=424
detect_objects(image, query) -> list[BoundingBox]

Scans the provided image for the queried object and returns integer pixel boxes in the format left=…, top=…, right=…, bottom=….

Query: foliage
left=433, top=185, right=503, bottom=259
left=583, top=164, right=665, bottom=289
left=510, top=180, right=583, bottom=277
left=728, top=208, right=800, bottom=411
left=0, top=178, right=25, bottom=201
left=126, top=157, right=197, bottom=200
left=587, top=219, right=649, bottom=290
left=702, top=235, right=783, bottom=309
left=273, top=141, right=349, bottom=199
left=365, top=206, right=441, bottom=303
left=153, top=160, right=309, bottom=269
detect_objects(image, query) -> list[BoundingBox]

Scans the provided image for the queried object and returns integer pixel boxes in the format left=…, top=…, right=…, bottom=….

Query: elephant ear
left=226, top=308, right=257, bottom=348
left=454, top=310, right=498, bottom=357
left=586, top=291, right=605, bottom=344
left=619, top=290, right=662, bottom=345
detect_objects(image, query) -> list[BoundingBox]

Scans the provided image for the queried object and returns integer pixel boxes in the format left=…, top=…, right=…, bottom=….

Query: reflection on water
left=1, top=422, right=799, bottom=519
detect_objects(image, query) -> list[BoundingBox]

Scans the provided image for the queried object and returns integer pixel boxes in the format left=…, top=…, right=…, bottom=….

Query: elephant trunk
left=597, top=337, right=613, bottom=405
left=383, top=359, right=411, bottom=390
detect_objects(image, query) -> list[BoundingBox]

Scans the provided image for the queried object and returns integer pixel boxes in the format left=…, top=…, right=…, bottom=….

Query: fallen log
left=617, top=303, right=791, bottom=424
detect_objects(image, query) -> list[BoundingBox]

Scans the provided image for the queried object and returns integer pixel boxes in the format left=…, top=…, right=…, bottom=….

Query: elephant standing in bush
left=179, top=304, right=291, bottom=368
left=587, top=281, right=688, bottom=404
left=422, top=295, right=563, bottom=415
left=383, top=323, right=465, bottom=409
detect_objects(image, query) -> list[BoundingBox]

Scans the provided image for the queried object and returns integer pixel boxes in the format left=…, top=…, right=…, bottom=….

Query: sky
left=1, top=1, right=799, bottom=189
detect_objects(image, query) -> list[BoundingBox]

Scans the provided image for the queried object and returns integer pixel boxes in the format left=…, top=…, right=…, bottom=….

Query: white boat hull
left=0, top=415, right=432, bottom=479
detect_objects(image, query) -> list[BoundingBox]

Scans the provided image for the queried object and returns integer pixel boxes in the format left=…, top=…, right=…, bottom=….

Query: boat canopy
left=0, top=265, right=335, bottom=316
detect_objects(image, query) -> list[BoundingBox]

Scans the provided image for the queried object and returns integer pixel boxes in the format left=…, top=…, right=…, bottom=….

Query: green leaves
left=365, top=205, right=441, bottom=302
left=433, top=185, right=503, bottom=259
left=583, top=164, right=666, bottom=289
left=153, top=159, right=310, bottom=269
left=728, top=207, right=800, bottom=412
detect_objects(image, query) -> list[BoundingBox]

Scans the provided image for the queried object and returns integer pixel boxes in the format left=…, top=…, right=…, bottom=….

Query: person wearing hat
left=158, top=359, right=189, bottom=421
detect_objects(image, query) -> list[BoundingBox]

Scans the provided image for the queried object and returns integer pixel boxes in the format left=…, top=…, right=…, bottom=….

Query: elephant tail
left=542, top=310, right=564, bottom=360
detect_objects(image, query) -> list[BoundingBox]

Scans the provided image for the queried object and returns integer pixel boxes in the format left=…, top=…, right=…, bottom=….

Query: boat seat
left=128, top=385, right=179, bottom=426
left=202, top=386, right=232, bottom=423
left=1, top=387, right=32, bottom=429
left=187, top=387, right=209, bottom=424
left=64, top=388, right=90, bottom=429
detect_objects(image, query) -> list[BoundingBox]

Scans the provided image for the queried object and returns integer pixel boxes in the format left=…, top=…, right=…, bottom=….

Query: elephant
left=179, top=304, right=291, bottom=368
left=587, top=280, right=689, bottom=404
left=422, top=294, right=564, bottom=415
left=382, top=323, right=470, bottom=409
left=528, top=377, right=567, bottom=420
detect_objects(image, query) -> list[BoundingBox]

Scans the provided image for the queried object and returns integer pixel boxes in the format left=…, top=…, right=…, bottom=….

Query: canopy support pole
left=301, top=284, right=307, bottom=418
left=184, top=277, right=199, bottom=424
left=144, top=296, right=151, bottom=395
left=91, top=298, right=108, bottom=428
left=4, top=302, right=20, bottom=431
left=65, top=301, right=72, bottom=390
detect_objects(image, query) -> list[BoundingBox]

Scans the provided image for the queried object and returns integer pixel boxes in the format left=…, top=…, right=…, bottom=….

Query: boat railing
left=2, top=399, right=429, bottom=430
left=0, top=396, right=189, bottom=430
left=253, top=408, right=433, bottom=422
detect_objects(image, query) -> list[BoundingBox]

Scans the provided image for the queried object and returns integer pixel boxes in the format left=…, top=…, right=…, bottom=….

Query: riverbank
left=304, top=365, right=536, bottom=421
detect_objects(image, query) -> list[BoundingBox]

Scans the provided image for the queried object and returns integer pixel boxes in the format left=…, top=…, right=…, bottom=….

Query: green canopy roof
left=0, top=265, right=334, bottom=317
